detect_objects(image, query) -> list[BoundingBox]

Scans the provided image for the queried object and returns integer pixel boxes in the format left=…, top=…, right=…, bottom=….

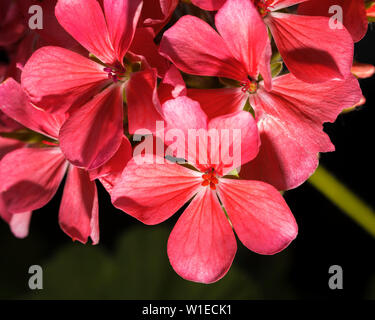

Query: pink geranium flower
left=160, top=0, right=362, bottom=190
left=21, top=0, right=163, bottom=170
left=0, top=78, right=132, bottom=243
left=162, top=0, right=354, bottom=83
left=111, top=97, right=297, bottom=283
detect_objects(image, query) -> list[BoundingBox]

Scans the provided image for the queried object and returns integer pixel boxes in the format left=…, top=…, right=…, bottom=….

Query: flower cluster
left=0, top=0, right=372, bottom=283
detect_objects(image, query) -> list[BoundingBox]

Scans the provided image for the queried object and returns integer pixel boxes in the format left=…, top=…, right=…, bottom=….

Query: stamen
left=202, top=180, right=210, bottom=187
left=240, top=79, right=258, bottom=94
left=210, top=182, right=217, bottom=190
left=103, top=67, right=125, bottom=83
left=253, top=0, right=274, bottom=17
left=201, top=168, right=219, bottom=189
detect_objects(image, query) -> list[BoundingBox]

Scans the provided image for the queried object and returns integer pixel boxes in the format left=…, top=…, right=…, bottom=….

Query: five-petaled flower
left=111, top=97, right=298, bottom=283
left=21, top=0, right=163, bottom=170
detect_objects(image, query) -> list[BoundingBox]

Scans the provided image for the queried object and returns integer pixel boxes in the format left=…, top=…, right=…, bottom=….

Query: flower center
left=201, top=168, right=219, bottom=190
left=253, top=0, right=274, bottom=17
left=240, top=78, right=258, bottom=94
left=103, top=67, right=126, bottom=83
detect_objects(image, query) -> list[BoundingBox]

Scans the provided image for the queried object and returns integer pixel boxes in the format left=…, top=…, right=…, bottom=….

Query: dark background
left=0, top=26, right=374, bottom=300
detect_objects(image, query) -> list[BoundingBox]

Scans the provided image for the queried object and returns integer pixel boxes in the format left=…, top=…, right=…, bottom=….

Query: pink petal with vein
left=59, top=85, right=123, bottom=170
left=104, top=0, right=143, bottom=63
left=112, top=154, right=202, bottom=225
left=160, top=15, right=247, bottom=81
left=59, top=166, right=99, bottom=244
left=21, top=46, right=110, bottom=113
left=218, top=179, right=297, bottom=254
left=243, top=73, right=362, bottom=190
left=267, top=12, right=353, bottom=83
left=168, top=187, right=236, bottom=283
left=55, top=0, right=116, bottom=64
left=0, top=147, right=67, bottom=213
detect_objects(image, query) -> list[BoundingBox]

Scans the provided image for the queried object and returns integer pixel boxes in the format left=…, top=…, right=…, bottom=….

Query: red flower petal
left=243, top=73, right=362, bottom=190
left=59, top=85, right=124, bottom=170
left=168, top=187, right=236, bottom=283
left=112, top=155, right=202, bottom=225
left=21, top=46, right=110, bottom=113
left=55, top=0, right=116, bottom=65
left=17, top=0, right=82, bottom=50
left=89, top=135, right=132, bottom=184
left=126, top=68, right=163, bottom=134
left=0, top=111, right=22, bottom=133
left=8, top=212, right=32, bottom=239
left=158, top=65, right=187, bottom=105
left=208, top=111, right=260, bottom=176
left=0, top=147, right=67, bottom=214
left=215, top=0, right=271, bottom=81
left=140, top=0, right=178, bottom=34
left=104, top=0, right=143, bottom=64
left=0, top=78, right=64, bottom=139
left=191, top=0, right=226, bottom=11
left=187, top=87, right=246, bottom=119
left=129, top=27, right=170, bottom=77
left=162, top=96, right=208, bottom=169
left=59, top=166, right=99, bottom=244
left=217, top=179, right=297, bottom=254
left=267, top=12, right=353, bottom=83
left=160, top=15, right=247, bottom=81
left=259, top=40, right=273, bottom=91
left=351, top=62, right=375, bottom=79
left=298, top=0, right=368, bottom=43
left=0, top=137, right=24, bottom=160
left=0, top=200, right=32, bottom=239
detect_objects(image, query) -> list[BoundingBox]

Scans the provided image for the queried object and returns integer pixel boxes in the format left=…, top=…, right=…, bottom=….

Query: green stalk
left=308, top=165, right=375, bottom=237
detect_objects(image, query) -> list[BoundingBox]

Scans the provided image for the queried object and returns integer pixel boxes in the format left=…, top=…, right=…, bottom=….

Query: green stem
left=308, top=165, right=375, bottom=237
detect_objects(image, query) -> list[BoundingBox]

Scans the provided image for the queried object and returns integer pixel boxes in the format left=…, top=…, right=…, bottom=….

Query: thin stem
left=308, top=165, right=375, bottom=237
